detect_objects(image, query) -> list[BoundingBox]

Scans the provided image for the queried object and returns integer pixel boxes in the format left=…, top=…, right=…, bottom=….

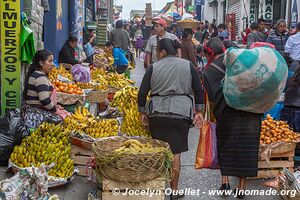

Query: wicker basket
left=93, top=136, right=173, bottom=183
left=177, top=21, right=199, bottom=29
left=57, top=92, right=84, bottom=105
left=86, top=90, right=108, bottom=103
left=108, top=86, right=120, bottom=94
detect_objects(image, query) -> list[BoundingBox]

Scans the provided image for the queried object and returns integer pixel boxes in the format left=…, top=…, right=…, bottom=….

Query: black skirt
left=217, top=107, right=262, bottom=177
left=149, top=116, right=191, bottom=154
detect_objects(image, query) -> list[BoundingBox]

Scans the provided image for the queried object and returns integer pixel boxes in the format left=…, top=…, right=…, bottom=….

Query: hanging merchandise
left=20, top=13, right=36, bottom=63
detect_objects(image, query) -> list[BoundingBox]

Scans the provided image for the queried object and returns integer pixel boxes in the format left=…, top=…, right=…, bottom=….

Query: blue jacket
left=267, top=29, right=289, bottom=52
left=113, top=47, right=129, bottom=66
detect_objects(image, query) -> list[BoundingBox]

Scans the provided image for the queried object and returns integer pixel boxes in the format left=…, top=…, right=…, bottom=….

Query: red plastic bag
left=195, top=94, right=219, bottom=169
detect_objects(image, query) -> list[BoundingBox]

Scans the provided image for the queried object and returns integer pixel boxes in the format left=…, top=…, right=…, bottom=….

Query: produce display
left=110, top=86, right=150, bottom=137
left=93, top=47, right=114, bottom=68
left=52, top=80, right=84, bottom=95
left=115, top=139, right=172, bottom=157
left=75, top=82, right=95, bottom=89
left=64, top=107, right=119, bottom=138
left=49, top=66, right=73, bottom=82
left=91, top=69, right=135, bottom=88
left=10, top=123, right=74, bottom=178
left=260, top=114, right=300, bottom=144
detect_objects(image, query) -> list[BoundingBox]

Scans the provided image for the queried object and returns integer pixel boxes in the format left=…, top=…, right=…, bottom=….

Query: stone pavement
left=0, top=58, right=282, bottom=200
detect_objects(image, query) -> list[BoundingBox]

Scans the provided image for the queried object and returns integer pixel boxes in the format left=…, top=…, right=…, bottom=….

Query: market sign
left=0, top=0, right=21, bottom=115
left=249, top=0, right=256, bottom=24
left=264, top=0, right=273, bottom=20
left=291, top=0, right=298, bottom=28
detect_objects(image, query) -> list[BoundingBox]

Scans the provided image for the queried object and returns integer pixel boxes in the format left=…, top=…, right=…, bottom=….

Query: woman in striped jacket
left=23, top=50, right=62, bottom=128
left=267, top=19, right=289, bottom=52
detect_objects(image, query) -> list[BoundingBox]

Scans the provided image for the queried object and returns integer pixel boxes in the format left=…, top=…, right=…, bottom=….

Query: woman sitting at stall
left=59, top=35, right=81, bottom=66
left=23, top=50, right=67, bottom=129
left=105, top=41, right=129, bottom=74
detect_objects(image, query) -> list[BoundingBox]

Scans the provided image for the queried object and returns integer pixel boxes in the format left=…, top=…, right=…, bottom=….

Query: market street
left=0, top=58, right=281, bottom=200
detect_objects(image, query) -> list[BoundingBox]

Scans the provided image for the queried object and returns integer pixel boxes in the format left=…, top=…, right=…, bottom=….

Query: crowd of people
left=20, top=15, right=300, bottom=200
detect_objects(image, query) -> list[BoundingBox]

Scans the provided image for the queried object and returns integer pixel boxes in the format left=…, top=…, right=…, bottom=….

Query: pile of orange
left=52, top=80, right=83, bottom=95
left=260, top=114, right=300, bottom=144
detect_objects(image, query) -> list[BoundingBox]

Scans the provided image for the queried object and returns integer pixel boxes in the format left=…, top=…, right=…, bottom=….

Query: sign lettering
left=264, top=0, right=273, bottom=20
left=249, top=0, right=256, bottom=24
left=0, top=0, right=21, bottom=115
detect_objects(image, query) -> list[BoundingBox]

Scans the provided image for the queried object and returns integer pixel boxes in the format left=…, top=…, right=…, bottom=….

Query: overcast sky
left=114, top=0, right=172, bottom=19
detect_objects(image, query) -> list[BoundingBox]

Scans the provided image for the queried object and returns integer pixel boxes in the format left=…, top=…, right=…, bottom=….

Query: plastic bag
left=0, top=164, right=49, bottom=199
left=223, top=47, right=288, bottom=113
left=71, top=64, right=91, bottom=82
left=195, top=94, right=219, bottom=169
left=0, top=109, right=26, bottom=166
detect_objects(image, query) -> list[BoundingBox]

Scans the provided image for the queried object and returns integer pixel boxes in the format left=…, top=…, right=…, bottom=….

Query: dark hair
left=157, top=38, right=181, bottom=56
left=68, top=35, right=78, bottom=43
left=223, top=40, right=239, bottom=49
left=296, top=22, right=300, bottom=31
left=116, top=20, right=123, bottom=29
left=105, top=41, right=115, bottom=47
left=182, top=29, right=193, bottom=39
left=209, top=23, right=215, bottom=29
left=23, top=50, right=53, bottom=101
left=250, top=22, right=259, bottom=30
left=217, top=23, right=226, bottom=30
left=205, top=38, right=224, bottom=55
left=196, top=45, right=203, bottom=53
left=258, top=18, right=266, bottom=24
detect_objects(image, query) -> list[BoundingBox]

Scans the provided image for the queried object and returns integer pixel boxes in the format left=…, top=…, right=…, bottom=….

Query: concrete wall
left=203, top=0, right=217, bottom=23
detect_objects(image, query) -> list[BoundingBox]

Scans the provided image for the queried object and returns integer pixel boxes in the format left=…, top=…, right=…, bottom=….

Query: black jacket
left=59, top=43, right=80, bottom=65
left=284, top=83, right=300, bottom=108
left=202, top=56, right=228, bottom=119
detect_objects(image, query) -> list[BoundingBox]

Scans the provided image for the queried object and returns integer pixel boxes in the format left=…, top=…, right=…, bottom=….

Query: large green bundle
left=223, top=47, right=288, bottom=113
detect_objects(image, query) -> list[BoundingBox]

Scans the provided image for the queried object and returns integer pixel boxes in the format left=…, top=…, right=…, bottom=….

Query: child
left=281, top=65, right=300, bottom=132
left=105, top=41, right=129, bottom=74
left=196, top=45, right=205, bottom=73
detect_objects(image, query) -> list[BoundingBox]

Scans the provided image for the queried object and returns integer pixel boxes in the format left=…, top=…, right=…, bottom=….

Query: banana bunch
left=10, top=122, right=74, bottom=178
left=85, top=119, right=119, bottom=138
left=75, top=82, right=94, bottom=89
left=71, top=106, right=95, bottom=123
left=64, top=107, right=119, bottom=138
left=91, top=68, right=107, bottom=80
left=94, top=83, right=109, bottom=91
left=63, top=106, right=95, bottom=133
left=105, top=73, right=135, bottom=88
left=115, top=139, right=174, bottom=161
left=49, top=66, right=73, bottom=82
left=121, top=108, right=150, bottom=137
left=110, top=86, right=139, bottom=111
left=110, top=86, right=150, bottom=137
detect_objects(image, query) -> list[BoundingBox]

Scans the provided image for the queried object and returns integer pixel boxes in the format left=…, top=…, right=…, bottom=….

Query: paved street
left=0, top=58, right=282, bottom=200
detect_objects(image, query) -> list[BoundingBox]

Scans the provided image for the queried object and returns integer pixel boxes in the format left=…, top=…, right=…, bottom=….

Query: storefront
left=247, top=0, right=287, bottom=25
left=226, top=0, right=241, bottom=39
left=291, top=0, right=299, bottom=28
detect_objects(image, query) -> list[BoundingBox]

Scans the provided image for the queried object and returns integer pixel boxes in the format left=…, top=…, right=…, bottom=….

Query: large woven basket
left=177, top=21, right=199, bottom=29
left=92, top=136, right=173, bottom=183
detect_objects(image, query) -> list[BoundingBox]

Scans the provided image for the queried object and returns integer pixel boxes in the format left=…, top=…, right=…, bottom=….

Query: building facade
left=203, top=0, right=298, bottom=40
